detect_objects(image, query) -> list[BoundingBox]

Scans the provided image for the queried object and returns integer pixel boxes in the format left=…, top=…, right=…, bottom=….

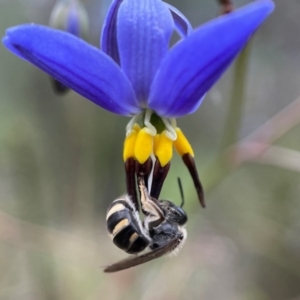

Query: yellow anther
left=155, top=130, right=173, bottom=167
left=134, top=128, right=154, bottom=164
left=123, top=129, right=139, bottom=161
left=153, top=134, right=160, bottom=154
left=173, top=127, right=194, bottom=157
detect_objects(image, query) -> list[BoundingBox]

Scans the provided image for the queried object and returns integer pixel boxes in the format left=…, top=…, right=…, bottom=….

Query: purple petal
left=101, top=0, right=123, bottom=64
left=3, top=24, right=141, bottom=116
left=149, top=0, right=274, bottom=118
left=164, top=3, right=193, bottom=38
left=117, top=0, right=174, bottom=107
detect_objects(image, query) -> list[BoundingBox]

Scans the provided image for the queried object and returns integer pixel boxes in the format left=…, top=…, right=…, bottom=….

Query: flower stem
left=204, top=91, right=300, bottom=194
left=220, top=43, right=251, bottom=151
left=203, top=43, right=251, bottom=192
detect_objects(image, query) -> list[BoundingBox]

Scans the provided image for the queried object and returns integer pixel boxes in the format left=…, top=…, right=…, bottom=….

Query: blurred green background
left=1, top=0, right=300, bottom=299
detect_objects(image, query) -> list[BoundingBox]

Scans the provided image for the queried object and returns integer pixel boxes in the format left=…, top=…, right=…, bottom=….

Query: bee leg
left=135, top=157, right=152, bottom=191
left=138, top=179, right=165, bottom=229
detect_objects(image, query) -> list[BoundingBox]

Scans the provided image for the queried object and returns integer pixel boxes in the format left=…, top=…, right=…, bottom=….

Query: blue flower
left=2, top=0, right=274, bottom=208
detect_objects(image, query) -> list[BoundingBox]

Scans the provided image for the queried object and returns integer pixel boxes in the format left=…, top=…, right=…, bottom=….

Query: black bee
left=104, top=178, right=187, bottom=273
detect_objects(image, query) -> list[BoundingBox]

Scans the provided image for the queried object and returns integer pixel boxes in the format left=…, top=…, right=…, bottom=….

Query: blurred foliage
left=0, top=0, right=300, bottom=299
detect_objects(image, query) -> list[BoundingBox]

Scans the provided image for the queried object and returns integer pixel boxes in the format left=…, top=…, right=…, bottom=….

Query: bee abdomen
left=106, top=198, right=149, bottom=254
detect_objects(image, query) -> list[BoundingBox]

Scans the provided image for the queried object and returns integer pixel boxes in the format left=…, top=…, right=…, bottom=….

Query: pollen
left=173, top=127, right=194, bottom=157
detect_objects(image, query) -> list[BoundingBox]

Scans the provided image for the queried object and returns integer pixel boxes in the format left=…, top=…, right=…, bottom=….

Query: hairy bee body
left=106, top=196, right=150, bottom=254
left=104, top=179, right=188, bottom=272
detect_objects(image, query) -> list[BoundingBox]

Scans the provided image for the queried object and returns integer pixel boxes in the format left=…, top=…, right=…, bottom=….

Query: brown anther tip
left=150, top=160, right=171, bottom=199
left=124, top=157, right=139, bottom=211
left=201, top=200, right=206, bottom=209
left=136, top=158, right=152, bottom=184
left=182, top=153, right=206, bottom=208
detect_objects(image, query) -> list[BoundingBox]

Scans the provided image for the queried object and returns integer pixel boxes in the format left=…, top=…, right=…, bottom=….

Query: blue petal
left=117, top=0, right=174, bottom=107
left=101, top=0, right=123, bottom=64
left=3, top=24, right=141, bottom=116
left=149, top=0, right=274, bottom=118
left=164, top=3, right=193, bottom=38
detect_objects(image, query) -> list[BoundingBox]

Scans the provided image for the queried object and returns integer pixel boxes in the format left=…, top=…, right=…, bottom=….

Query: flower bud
left=49, top=0, right=89, bottom=38
left=49, top=0, right=89, bottom=94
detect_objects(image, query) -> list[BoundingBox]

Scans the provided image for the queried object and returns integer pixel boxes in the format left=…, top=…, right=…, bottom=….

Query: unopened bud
left=49, top=0, right=89, bottom=94
left=49, top=0, right=89, bottom=38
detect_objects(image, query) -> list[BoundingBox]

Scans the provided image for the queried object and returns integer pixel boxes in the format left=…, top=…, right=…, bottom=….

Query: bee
left=104, top=178, right=187, bottom=273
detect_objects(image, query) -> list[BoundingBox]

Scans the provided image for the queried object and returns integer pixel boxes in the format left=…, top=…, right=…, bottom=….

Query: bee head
left=159, top=200, right=188, bottom=225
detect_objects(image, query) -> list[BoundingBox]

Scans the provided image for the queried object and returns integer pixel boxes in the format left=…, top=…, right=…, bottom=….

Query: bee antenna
left=177, top=177, right=185, bottom=208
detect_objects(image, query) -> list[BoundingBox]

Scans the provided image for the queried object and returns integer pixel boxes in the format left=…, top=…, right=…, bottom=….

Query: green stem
left=220, top=43, right=251, bottom=151
left=204, top=44, right=252, bottom=191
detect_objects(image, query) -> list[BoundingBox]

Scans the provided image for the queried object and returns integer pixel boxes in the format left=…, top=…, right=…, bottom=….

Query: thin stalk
left=220, top=43, right=251, bottom=151
left=201, top=44, right=252, bottom=191
left=204, top=94, right=300, bottom=193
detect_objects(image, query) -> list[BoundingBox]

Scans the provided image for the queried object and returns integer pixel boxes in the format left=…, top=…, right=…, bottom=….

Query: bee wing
left=104, top=238, right=180, bottom=273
